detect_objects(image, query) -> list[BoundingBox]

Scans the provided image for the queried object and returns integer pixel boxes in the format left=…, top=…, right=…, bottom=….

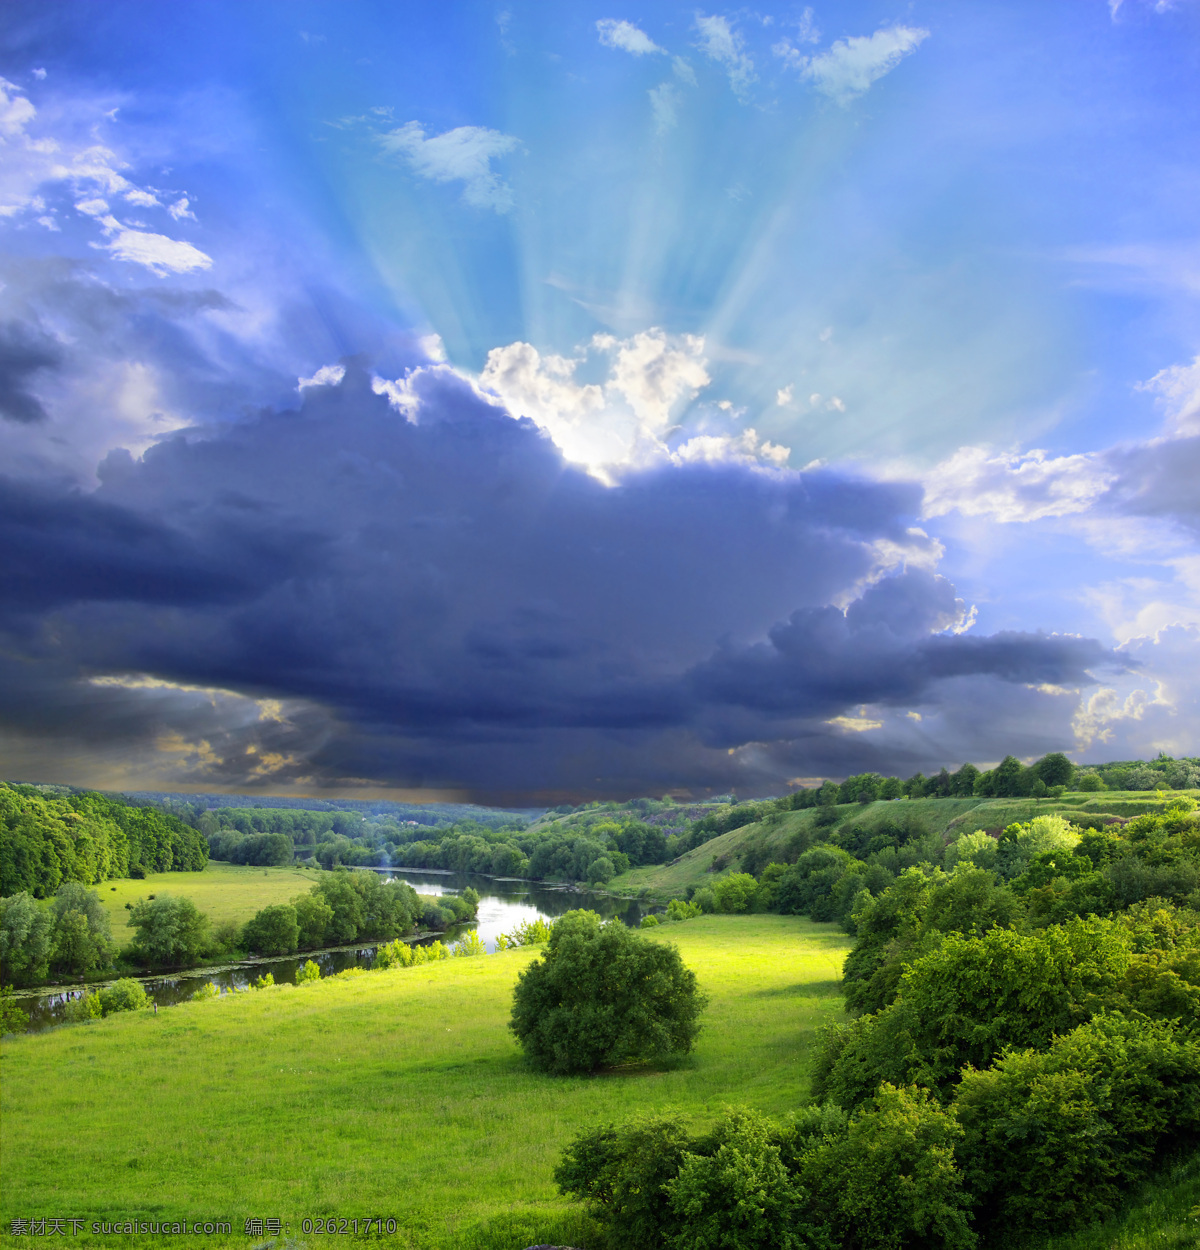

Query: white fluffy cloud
left=298, top=363, right=347, bottom=391
left=920, top=445, right=1114, bottom=522
left=596, top=19, right=663, bottom=56
left=476, top=329, right=716, bottom=474
left=103, top=228, right=213, bottom=276
left=380, top=121, right=519, bottom=213
left=374, top=328, right=788, bottom=477
left=1073, top=624, right=1200, bottom=757
left=673, top=427, right=790, bottom=467
left=693, top=15, right=756, bottom=99
left=0, top=76, right=36, bottom=138
left=786, top=25, right=930, bottom=105
left=1139, top=353, right=1200, bottom=435
left=0, top=80, right=209, bottom=274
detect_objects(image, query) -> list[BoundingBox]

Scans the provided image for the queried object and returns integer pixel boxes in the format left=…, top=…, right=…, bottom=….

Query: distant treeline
left=0, top=784, right=208, bottom=899
left=123, top=790, right=526, bottom=824
left=198, top=752, right=1200, bottom=888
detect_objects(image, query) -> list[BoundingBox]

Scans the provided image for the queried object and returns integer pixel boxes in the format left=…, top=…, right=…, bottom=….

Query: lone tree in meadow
left=509, top=909, right=707, bottom=1075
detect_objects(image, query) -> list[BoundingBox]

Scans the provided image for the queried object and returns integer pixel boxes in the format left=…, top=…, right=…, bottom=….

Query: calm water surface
left=16, top=869, right=654, bottom=1033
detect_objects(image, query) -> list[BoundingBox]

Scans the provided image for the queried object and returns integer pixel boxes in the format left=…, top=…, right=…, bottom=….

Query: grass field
left=0, top=915, right=850, bottom=1248
left=95, top=860, right=326, bottom=935
left=611, top=790, right=1197, bottom=899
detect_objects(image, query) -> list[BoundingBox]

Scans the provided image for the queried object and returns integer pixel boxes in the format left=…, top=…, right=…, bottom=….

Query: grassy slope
left=1033, top=1151, right=1200, bottom=1250
left=0, top=915, right=849, bottom=1248
left=611, top=790, right=1197, bottom=899
left=96, top=860, right=326, bottom=933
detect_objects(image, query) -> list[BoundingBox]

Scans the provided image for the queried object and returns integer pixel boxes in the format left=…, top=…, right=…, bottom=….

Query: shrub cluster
left=561, top=797, right=1200, bottom=1248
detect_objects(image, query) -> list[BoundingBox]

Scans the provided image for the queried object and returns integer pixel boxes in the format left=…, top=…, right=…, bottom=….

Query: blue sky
left=0, top=0, right=1197, bottom=801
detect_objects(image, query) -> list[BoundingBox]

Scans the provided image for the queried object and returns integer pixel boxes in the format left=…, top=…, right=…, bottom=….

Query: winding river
left=14, top=869, right=655, bottom=1033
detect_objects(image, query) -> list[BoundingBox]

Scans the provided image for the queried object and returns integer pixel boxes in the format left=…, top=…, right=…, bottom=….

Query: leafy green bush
left=374, top=938, right=449, bottom=968
left=63, top=990, right=102, bottom=1023
left=126, top=896, right=210, bottom=968
left=1, top=984, right=30, bottom=1033
left=667, top=1108, right=819, bottom=1249
left=558, top=1098, right=971, bottom=1250
left=503, top=917, right=552, bottom=946
left=666, top=898, right=701, bottom=922
left=453, top=930, right=487, bottom=957
left=98, top=978, right=149, bottom=1015
left=241, top=903, right=300, bottom=956
left=555, top=1115, right=693, bottom=1247
left=191, top=981, right=219, bottom=1001
left=640, top=913, right=661, bottom=928
left=692, top=887, right=717, bottom=914
left=954, top=1012, right=1200, bottom=1241
left=804, top=1084, right=975, bottom=1250
left=588, top=856, right=616, bottom=884
left=251, top=972, right=275, bottom=989
left=510, top=910, right=707, bottom=1074
left=295, top=959, right=321, bottom=983
left=710, top=873, right=759, bottom=913
left=818, top=917, right=1134, bottom=1107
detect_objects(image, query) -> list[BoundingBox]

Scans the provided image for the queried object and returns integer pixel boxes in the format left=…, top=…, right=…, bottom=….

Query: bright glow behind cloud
left=478, top=328, right=725, bottom=474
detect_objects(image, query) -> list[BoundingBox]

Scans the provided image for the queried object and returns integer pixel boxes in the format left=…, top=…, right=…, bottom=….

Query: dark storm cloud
left=689, top=570, right=1116, bottom=726
left=0, top=476, right=254, bottom=611
left=1103, top=433, right=1200, bottom=533
left=0, top=362, right=1123, bottom=798
left=0, top=319, right=61, bottom=423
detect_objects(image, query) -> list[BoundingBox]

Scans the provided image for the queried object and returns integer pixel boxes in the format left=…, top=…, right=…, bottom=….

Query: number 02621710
left=301, top=1218, right=399, bottom=1234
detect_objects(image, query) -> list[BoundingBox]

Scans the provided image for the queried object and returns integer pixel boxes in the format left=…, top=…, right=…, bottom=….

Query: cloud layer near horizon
left=0, top=362, right=1123, bottom=801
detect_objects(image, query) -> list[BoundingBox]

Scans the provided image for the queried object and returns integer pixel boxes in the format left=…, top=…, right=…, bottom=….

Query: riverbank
left=7, top=868, right=656, bottom=1029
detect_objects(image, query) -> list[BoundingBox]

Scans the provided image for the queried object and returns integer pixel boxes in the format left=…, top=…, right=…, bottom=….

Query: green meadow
left=0, top=915, right=849, bottom=1248
left=94, top=860, right=328, bottom=934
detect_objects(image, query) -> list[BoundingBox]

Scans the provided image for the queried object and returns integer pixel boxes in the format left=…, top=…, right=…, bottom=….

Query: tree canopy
left=509, top=909, right=707, bottom=1075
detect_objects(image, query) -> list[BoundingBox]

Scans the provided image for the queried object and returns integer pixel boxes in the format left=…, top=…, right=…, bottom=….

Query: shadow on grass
left=751, top=979, right=843, bottom=999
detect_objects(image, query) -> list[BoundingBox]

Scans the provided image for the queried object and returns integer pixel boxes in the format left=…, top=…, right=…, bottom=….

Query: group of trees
left=0, top=881, right=118, bottom=985
left=0, top=784, right=207, bottom=898
left=386, top=818, right=672, bottom=886
left=1075, top=754, right=1200, bottom=792
left=0, top=869, right=482, bottom=987
left=553, top=796, right=1200, bottom=1247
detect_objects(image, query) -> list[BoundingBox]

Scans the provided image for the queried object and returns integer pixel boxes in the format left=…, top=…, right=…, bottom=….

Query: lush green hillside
left=0, top=915, right=848, bottom=1248
left=612, top=789, right=1198, bottom=898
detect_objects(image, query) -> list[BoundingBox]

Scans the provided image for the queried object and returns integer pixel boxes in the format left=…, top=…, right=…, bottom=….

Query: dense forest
left=0, top=784, right=208, bottom=898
